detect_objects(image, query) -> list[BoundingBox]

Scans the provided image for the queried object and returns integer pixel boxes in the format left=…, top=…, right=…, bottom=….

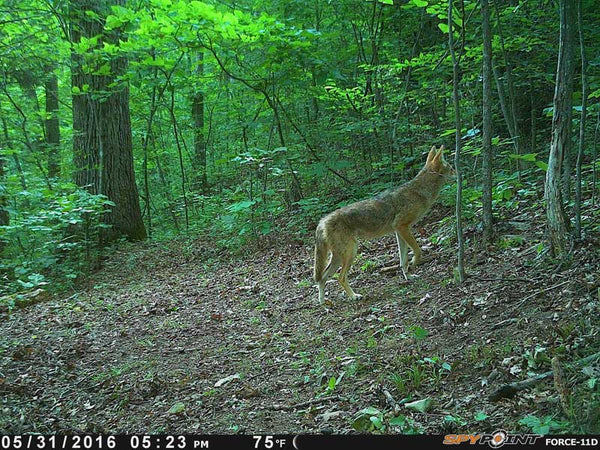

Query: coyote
left=313, top=146, right=455, bottom=303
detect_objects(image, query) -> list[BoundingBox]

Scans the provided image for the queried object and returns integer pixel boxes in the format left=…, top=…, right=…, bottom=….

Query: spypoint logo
left=443, top=430, right=542, bottom=448
left=484, top=430, right=509, bottom=448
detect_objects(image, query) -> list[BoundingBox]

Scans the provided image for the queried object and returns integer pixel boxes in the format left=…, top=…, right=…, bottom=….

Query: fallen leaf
left=168, top=402, right=185, bottom=415
left=405, top=398, right=433, bottom=413
left=214, top=373, right=241, bottom=387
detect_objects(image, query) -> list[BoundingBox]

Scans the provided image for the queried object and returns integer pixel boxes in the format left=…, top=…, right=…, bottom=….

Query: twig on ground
left=479, top=277, right=535, bottom=283
left=491, top=317, right=518, bottom=330
left=514, top=280, right=570, bottom=309
left=268, top=395, right=341, bottom=411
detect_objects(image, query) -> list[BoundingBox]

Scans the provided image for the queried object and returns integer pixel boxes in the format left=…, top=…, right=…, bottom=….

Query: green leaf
left=474, top=412, right=488, bottom=421
left=509, top=153, right=537, bottom=162
left=328, top=376, right=336, bottom=390
left=167, top=402, right=185, bottom=414
left=351, top=407, right=383, bottom=432
left=405, top=398, right=432, bottom=413
left=438, top=23, right=449, bottom=34
left=105, top=15, right=124, bottom=30
left=228, top=200, right=256, bottom=212
left=587, top=378, right=597, bottom=389
left=389, top=415, right=406, bottom=427
left=370, top=416, right=385, bottom=430
left=410, top=326, right=428, bottom=341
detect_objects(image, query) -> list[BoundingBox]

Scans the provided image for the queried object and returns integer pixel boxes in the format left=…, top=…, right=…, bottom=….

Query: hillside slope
left=1, top=205, right=599, bottom=434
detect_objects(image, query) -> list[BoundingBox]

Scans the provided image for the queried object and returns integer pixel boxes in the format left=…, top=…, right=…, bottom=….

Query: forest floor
left=1, top=204, right=599, bottom=434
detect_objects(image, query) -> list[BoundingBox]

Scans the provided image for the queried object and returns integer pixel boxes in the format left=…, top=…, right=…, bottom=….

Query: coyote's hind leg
left=318, top=254, right=342, bottom=303
left=338, top=240, right=362, bottom=300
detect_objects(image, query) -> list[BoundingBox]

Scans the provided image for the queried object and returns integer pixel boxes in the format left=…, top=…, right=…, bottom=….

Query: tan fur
left=314, top=146, right=455, bottom=303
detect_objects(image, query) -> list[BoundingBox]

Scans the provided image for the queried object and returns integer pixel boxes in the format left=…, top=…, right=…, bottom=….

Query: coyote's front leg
left=395, top=224, right=421, bottom=271
left=395, top=232, right=409, bottom=280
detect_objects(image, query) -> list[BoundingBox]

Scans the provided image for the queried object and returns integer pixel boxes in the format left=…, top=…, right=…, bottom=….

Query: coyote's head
left=424, top=145, right=456, bottom=179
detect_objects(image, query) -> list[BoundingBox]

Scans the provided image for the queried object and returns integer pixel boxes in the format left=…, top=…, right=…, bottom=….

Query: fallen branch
left=513, top=280, right=570, bottom=309
left=479, top=277, right=536, bottom=283
left=491, top=317, right=518, bottom=330
left=0, top=289, right=52, bottom=313
left=488, top=351, right=600, bottom=402
left=380, top=264, right=400, bottom=273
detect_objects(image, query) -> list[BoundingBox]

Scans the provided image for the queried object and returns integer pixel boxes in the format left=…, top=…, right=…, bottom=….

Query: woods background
left=0, top=0, right=599, bottom=435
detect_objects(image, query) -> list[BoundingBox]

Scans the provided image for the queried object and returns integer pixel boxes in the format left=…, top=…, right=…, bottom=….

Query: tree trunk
left=192, top=51, right=207, bottom=192
left=71, top=0, right=146, bottom=242
left=544, top=0, right=575, bottom=256
left=0, top=136, right=8, bottom=255
left=45, top=72, right=61, bottom=178
left=493, top=1, right=522, bottom=178
left=169, top=85, right=189, bottom=230
left=574, top=0, right=587, bottom=240
left=481, top=0, right=494, bottom=242
left=449, top=0, right=466, bottom=282
left=71, top=1, right=102, bottom=195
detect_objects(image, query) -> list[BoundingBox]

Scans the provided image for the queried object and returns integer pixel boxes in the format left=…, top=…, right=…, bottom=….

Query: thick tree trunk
left=45, top=72, right=61, bottom=178
left=71, top=0, right=146, bottom=242
left=481, top=0, right=494, bottom=242
left=71, top=1, right=103, bottom=195
left=100, top=60, right=146, bottom=242
left=545, top=0, right=575, bottom=256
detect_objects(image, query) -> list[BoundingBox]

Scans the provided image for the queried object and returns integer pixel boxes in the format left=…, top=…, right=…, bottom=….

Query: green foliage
left=351, top=407, right=385, bottom=433
left=0, top=0, right=599, bottom=312
left=0, top=186, right=113, bottom=295
left=519, top=415, right=569, bottom=435
left=351, top=406, right=420, bottom=433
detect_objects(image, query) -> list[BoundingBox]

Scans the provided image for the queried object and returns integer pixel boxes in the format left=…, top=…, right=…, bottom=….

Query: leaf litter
left=0, top=206, right=599, bottom=434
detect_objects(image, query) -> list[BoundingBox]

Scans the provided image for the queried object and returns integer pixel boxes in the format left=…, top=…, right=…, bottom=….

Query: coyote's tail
left=314, top=225, right=329, bottom=283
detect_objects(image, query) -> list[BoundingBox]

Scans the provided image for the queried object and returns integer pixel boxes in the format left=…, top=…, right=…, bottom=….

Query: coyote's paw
left=407, top=255, right=424, bottom=271
left=323, top=298, right=334, bottom=308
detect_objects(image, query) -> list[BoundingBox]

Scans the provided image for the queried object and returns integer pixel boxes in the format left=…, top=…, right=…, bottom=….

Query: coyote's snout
left=314, top=145, right=455, bottom=303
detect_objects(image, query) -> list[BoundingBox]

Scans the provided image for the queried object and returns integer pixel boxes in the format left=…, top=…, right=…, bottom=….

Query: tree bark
left=169, top=85, right=189, bottom=230
left=192, top=51, right=207, bottom=192
left=574, top=0, right=587, bottom=240
left=71, top=0, right=102, bottom=195
left=449, top=0, right=466, bottom=282
left=544, top=0, right=575, bottom=256
left=71, top=0, right=146, bottom=242
left=45, top=72, right=61, bottom=178
left=481, top=0, right=494, bottom=242
left=0, top=134, right=8, bottom=255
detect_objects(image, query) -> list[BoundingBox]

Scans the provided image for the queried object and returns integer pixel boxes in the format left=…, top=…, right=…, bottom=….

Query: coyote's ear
left=426, top=146, right=437, bottom=165
left=431, top=145, right=444, bottom=165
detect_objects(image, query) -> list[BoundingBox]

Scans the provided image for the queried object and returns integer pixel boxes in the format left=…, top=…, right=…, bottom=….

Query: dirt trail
left=1, top=207, right=599, bottom=434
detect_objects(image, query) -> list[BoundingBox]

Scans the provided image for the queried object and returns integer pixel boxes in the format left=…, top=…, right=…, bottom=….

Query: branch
left=488, top=351, right=600, bottom=402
